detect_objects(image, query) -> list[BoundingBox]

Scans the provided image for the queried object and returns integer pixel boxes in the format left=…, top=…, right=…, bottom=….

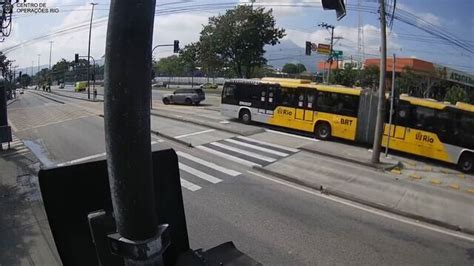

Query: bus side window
left=223, top=84, right=236, bottom=99
left=281, top=87, right=296, bottom=107
left=413, top=106, right=436, bottom=132
left=298, top=91, right=304, bottom=107
left=395, top=102, right=411, bottom=127
left=307, top=92, right=315, bottom=109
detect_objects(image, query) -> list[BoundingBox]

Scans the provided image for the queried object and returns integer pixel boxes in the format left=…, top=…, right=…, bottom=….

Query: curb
left=252, top=166, right=474, bottom=236
left=7, top=99, right=18, bottom=106
left=150, top=130, right=193, bottom=147
left=150, top=111, right=264, bottom=136
left=29, top=91, right=65, bottom=104
left=51, top=91, right=104, bottom=102
left=299, top=146, right=402, bottom=171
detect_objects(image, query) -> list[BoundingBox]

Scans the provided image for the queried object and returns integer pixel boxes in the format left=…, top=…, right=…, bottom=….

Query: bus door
left=258, top=84, right=277, bottom=115
left=295, top=88, right=315, bottom=122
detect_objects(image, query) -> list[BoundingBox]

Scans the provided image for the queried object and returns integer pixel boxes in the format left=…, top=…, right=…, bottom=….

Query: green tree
left=179, top=43, right=200, bottom=76
left=330, top=65, right=357, bottom=87
left=296, top=63, right=307, bottom=73
left=199, top=5, right=285, bottom=78
left=18, top=74, right=32, bottom=87
left=154, top=55, right=185, bottom=76
left=444, top=85, right=468, bottom=104
left=0, top=52, right=12, bottom=77
left=360, top=65, right=379, bottom=90
left=51, top=59, right=72, bottom=83
left=396, top=66, right=424, bottom=97
left=282, top=63, right=306, bottom=74
left=282, top=63, right=298, bottom=74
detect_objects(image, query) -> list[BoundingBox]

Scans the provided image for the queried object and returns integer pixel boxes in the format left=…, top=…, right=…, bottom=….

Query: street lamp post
left=87, top=2, right=98, bottom=100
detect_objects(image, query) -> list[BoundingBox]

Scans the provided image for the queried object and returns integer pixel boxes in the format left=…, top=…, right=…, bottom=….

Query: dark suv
left=162, top=88, right=205, bottom=105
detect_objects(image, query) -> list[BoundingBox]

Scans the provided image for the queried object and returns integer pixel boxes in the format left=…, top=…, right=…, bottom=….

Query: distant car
left=59, top=83, right=65, bottom=89
left=19, top=89, right=24, bottom=94
left=75, top=81, right=87, bottom=92
left=162, top=88, right=205, bottom=105
left=200, top=83, right=218, bottom=90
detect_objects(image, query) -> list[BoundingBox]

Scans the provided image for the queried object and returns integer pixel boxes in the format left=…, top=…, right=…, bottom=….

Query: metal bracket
left=108, top=224, right=170, bottom=261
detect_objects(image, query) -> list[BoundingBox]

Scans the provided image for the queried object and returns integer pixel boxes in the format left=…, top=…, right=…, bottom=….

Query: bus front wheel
left=458, top=153, right=474, bottom=173
left=239, top=109, right=251, bottom=124
left=315, top=122, right=331, bottom=140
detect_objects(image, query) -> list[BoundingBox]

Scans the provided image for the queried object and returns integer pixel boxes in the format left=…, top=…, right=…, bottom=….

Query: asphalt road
left=7, top=91, right=474, bottom=265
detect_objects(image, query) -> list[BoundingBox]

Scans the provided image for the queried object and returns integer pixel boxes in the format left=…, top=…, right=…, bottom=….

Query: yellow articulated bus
left=221, top=78, right=474, bottom=172
left=382, top=95, right=474, bottom=172
left=221, top=78, right=361, bottom=141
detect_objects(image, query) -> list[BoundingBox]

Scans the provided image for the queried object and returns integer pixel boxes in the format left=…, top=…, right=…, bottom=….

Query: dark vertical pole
left=371, top=0, right=387, bottom=163
left=104, top=0, right=158, bottom=264
left=328, top=26, right=334, bottom=84
left=87, top=3, right=97, bottom=100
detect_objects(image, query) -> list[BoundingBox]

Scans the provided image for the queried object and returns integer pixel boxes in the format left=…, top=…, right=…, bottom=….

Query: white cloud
left=397, top=3, right=442, bottom=27
left=7, top=8, right=209, bottom=69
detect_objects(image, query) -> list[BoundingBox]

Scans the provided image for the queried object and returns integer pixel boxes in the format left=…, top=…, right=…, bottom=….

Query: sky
left=2, top=0, right=474, bottom=74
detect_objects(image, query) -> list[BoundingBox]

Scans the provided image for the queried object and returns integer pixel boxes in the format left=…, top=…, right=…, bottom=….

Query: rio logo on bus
left=415, top=132, right=434, bottom=143
left=277, top=108, right=293, bottom=116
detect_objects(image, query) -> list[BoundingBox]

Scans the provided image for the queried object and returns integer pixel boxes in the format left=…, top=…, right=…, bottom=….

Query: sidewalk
left=0, top=137, right=60, bottom=265
left=255, top=140, right=474, bottom=234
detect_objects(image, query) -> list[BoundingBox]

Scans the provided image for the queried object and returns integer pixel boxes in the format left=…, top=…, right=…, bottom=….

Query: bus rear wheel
left=315, top=122, right=331, bottom=140
left=239, top=109, right=251, bottom=124
left=458, top=153, right=474, bottom=173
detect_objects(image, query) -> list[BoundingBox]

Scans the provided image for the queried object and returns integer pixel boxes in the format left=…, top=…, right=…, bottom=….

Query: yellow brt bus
left=221, top=78, right=361, bottom=141
left=382, top=95, right=474, bottom=172
left=221, top=78, right=474, bottom=172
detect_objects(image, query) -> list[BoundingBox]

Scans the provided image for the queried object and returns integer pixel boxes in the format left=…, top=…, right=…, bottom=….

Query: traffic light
left=305, top=41, right=312, bottom=56
left=75, top=53, right=79, bottom=63
left=173, top=40, right=180, bottom=53
left=322, top=0, right=346, bottom=21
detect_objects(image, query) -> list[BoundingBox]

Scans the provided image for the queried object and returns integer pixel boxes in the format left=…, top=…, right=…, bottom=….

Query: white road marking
left=209, top=142, right=276, bottom=162
left=265, top=129, right=320, bottom=142
left=174, top=129, right=215, bottom=139
left=56, top=152, right=106, bottom=167
left=180, top=178, right=201, bottom=191
left=7, top=119, right=18, bottom=132
left=236, top=136, right=299, bottom=153
left=247, top=170, right=474, bottom=243
left=177, top=151, right=241, bottom=176
left=56, top=140, right=161, bottom=167
left=223, top=139, right=289, bottom=157
left=179, top=162, right=222, bottom=184
left=196, top=145, right=262, bottom=167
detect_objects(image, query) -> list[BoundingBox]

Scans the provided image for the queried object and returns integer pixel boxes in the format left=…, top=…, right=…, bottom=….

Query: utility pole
left=31, top=61, right=34, bottom=77
left=385, top=53, right=396, bottom=157
left=37, top=54, right=41, bottom=73
left=371, top=0, right=387, bottom=163
left=104, top=0, right=165, bottom=264
left=319, top=23, right=335, bottom=84
left=87, top=2, right=98, bottom=100
left=49, top=41, right=53, bottom=69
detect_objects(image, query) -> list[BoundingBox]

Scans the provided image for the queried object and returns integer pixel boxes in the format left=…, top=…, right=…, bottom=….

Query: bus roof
left=455, top=102, right=474, bottom=112
left=400, top=95, right=448, bottom=110
left=398, top=94, right=474, bottom=113
left=261, top=77, right=361, bottom=95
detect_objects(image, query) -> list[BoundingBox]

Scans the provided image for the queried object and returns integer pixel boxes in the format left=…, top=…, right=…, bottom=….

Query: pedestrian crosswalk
left=196, top=136, right=298, bottom=168
left=0, top=135, right=30, bottom=158
left=177, top=137, right=299, bottom=192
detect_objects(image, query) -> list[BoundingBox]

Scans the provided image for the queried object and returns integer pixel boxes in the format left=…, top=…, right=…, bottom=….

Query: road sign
left=317, top=48, right=331, bottom=55
left=332, top=50, right=343, bottom=57
left=317, top=43, right=331, bottom=55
